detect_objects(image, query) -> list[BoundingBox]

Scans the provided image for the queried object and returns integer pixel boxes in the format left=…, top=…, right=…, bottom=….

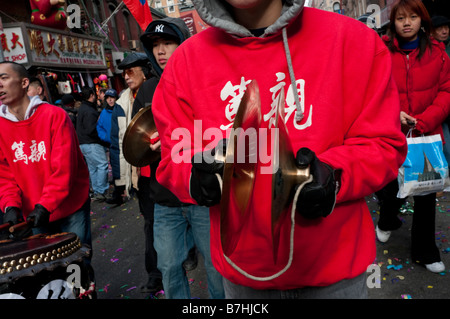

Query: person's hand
left=27, top=204, right=50, bottom=227
left=400, top=111, right=417, bottom=128
left=295, top=148, right=340, bottom=219
left=190, top=139, right=227, bottom=207
left=149, top=131, right=161, bottom=152
left=4, top=207, right=24, bottom=225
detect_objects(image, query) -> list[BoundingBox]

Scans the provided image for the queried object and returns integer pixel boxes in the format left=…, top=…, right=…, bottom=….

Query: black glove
left=190, top=139, right=227, bottom=207
left=295, top=148, right=340, bottom=219
left=4, top=207, right=24, bottom=225
left=27, top=204, right=50, bottom=227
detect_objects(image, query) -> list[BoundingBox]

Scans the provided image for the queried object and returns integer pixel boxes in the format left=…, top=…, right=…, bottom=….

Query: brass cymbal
left=271, top=88, right=310, bottom=263
left=220, top=80, right=262, bottom=257
left=122, top=105, right=160, bottom=167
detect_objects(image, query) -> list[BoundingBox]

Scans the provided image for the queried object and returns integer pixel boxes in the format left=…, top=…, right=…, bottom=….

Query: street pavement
left=89, top=191, right=450, bottom=301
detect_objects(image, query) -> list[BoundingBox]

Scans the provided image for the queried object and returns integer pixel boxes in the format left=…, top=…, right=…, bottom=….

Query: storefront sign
left=1, top=23, right=106, bottom=69
left=0, top=27, right=28, bottom=64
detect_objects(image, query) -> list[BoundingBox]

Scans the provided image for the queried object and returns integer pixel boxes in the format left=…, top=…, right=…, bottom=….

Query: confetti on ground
left=98, top=284, right=110, bottom=293
left=387, top=264, right=403, bottom=270
left=401, top=294, right=412, bottom=299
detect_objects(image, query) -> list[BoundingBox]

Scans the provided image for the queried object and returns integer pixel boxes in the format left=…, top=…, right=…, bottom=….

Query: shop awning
left=1, top=22, right=106, bottom=70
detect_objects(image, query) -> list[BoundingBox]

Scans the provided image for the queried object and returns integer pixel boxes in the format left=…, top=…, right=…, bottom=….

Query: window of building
left=92, top=0, right=104, bottom=23
left=108, top=3, right=120, bottom=47
left=167, top=0, right=175, bottom=13
left=122, top=9, right=133, bottom=43
left=333, top=2, right=340, bottom=13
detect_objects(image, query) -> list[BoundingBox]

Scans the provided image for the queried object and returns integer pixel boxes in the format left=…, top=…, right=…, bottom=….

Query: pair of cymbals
left=220, top=80, right=310, bottom=263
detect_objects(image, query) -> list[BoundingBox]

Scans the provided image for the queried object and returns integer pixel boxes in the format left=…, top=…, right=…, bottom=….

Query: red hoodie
left=0, top=104, right=90, bottom=222
left=152, top=8, right=407, bottom=289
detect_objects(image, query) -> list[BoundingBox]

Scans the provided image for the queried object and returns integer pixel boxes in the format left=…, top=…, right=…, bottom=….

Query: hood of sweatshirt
left=192, top=0, right=305, bottom=38
left=192, top=0, right=306, bottom=120
left=141, top=17, right=192, bottom=78
left=0, top=95, right=45, bottom=122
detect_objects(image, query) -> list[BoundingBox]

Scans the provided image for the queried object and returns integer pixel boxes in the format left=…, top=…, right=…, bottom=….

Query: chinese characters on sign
left=0, top=27, right=28, bottom=63
left=28, top=28, right=105, bottom=67
left=0, top=24, right=106, bottom=68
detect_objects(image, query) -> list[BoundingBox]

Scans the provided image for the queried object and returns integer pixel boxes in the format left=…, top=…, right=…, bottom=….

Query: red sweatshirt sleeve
left=0, top=147, right=22, bottom=211
left=152, top=69, right=198, bottom=204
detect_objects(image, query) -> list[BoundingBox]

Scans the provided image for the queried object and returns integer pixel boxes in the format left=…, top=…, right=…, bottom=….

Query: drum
left=0, top=232, right=95, bottom=299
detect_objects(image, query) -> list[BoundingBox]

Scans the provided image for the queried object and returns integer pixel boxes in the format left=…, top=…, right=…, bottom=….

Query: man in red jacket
left=0, top=61, right=91, bottom=248
left=152, top=0, right=408, bottom=298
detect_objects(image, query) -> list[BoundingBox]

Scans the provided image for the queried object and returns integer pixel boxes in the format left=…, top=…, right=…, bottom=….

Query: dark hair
left=29, top=77, right=43, bottom=88
left=140, top=65, right=150, bottom=79
left=81, top=86, right=96, bottom=101
left=0, top=61, right=29, bottom=79
left=387, top=0, right=432, bottom=59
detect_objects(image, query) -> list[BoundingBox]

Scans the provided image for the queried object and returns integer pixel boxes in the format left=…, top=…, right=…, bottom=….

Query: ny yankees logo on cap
left=155, top=24, right=165, bottom=32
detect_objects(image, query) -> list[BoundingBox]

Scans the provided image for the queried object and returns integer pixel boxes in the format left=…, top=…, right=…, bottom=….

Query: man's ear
left=22, top=78, right=30, bottom=90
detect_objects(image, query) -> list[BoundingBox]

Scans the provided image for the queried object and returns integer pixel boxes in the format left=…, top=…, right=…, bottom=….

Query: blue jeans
left=442, top=123, right=450, bottom=165
left=153, top=204, right=224, bottom=299
left=223, top=272, right=368, bottom=299
left=80, top=143, right=109, bottom=195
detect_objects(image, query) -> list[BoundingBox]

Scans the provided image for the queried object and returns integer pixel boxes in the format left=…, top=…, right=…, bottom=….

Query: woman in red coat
left=375, top=0, right=450, bottom=273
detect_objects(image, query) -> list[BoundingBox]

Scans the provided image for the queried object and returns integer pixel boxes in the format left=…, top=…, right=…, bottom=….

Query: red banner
left=123, top=0, right=153, bottom=32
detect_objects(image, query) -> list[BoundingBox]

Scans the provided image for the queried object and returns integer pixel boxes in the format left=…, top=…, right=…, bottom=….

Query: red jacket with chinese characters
left=152, top=7, right=407, bottom=289
left=0, top=103, right=89, bottom=222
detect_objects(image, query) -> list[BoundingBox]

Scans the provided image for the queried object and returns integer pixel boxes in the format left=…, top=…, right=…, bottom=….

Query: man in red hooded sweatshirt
left=0, top=61, right=91, bottom=248
left=152, top=0, right=408, bottom=299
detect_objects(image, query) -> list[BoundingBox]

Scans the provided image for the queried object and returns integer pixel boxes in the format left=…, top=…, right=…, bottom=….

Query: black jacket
left=133, top=78, right=185, bottom=207
left=76, top=100, right=103, bottom=145
left=132, top=17, right=192, bottom=207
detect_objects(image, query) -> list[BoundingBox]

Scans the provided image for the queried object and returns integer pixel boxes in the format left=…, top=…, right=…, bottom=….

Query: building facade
left=149, top=0, right=208, bottom=35
left=311, top=0, right=450, bottom=31
left=0, top=0, right=166, bottom=99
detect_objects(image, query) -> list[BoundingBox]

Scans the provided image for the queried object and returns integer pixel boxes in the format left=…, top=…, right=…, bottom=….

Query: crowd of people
left=0, top=0, right=449, bottom=300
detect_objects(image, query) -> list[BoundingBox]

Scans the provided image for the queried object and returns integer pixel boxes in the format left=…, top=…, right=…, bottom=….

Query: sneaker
left=140, top=277, right=163, bottom=294
left=425, top=261, right=445, bottom=273
left=183, top=247, right=198, bottom=271
left=105, top=195, right=123, bottom=206
left=91, top=193, right=106, bottom=202
left=375, top=225, right=391, bottom=243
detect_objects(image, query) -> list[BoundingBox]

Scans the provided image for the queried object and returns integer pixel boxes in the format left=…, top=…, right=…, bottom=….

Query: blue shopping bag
left=397, top=132, right=450, bottom=198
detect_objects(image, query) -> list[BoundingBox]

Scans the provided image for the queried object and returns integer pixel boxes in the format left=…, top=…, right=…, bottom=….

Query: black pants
left=375, top=179, right=440, bottom=264
left=137, top=176, right=162, bottom=279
